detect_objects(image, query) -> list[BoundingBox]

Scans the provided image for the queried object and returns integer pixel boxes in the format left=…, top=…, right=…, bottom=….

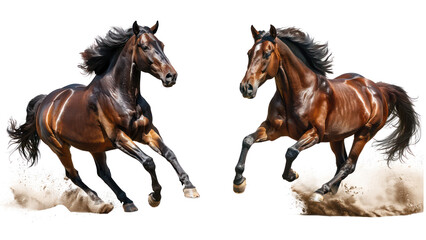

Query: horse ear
left=270, top=25, right=277, bottom=39
left=251, top=25, right=259, bottom=40
left=150, top=21, right=159, bottom=34
left=133, top=21, right=140, bottom=36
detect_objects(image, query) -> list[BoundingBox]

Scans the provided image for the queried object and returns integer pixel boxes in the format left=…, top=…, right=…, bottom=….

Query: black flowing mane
left=263, top=27, right=333, bottom=76
left=78, top=26, right=151, bottom=75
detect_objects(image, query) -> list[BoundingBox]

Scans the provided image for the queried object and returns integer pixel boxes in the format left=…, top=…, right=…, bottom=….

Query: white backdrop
left=0, top=0, right=424, bottom=239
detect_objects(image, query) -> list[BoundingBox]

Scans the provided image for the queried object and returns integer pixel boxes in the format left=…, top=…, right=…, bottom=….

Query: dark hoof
left=283, top=169, right=299, bottom=182
left=310, top=192, right=324, bottom=202
left=233, top=178, right=246, bottom=194
left=183, top=188, right=200, bottom=198
left=148, top=193, right=161, bottom=208
left=123, top=202, right=138, bottom=212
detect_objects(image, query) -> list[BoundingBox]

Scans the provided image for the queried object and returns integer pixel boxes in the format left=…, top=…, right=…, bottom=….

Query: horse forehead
left=252, top=42, right=265, bottom=57
left=140, top=33, right=160, bottom=44
left=254, top=41, right=273, bottom=51
left=254, top=43, right=262, bottom=52
left=141, top=33, right=152, bottom=42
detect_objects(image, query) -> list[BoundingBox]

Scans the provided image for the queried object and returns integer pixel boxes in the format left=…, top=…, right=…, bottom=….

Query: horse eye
left=263, top=52, right=271, bottom=59
left=138, top=44, right=149, bottom=51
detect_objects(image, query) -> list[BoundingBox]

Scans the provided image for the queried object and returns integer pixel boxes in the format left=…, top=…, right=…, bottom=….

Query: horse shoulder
left=266, top=91, right=287, bottom=130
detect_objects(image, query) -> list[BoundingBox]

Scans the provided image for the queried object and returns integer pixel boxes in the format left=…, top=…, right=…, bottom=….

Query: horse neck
left=275, top=39, right=317, bottom=104
left=104, top=43, right=141, bottom=100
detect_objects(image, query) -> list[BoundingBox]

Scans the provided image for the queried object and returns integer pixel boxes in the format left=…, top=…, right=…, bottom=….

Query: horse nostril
left=247, top=83, right=253, bottom=93
left=165, top=73, right=173, bottom=81
left=240, top=83, right=245, bottom=94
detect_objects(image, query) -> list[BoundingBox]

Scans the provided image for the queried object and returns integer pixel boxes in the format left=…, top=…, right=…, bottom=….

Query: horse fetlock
left=235, top=164, right=245, bottom=174
left=318, top=184, right=331, bottom=195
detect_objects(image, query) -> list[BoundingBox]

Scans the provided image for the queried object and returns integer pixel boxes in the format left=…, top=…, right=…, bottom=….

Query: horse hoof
left=283, top=170, right=299, bottom=182
left=310, top=193, right=324, bottom=203
left=293, top=170, right=299, bottom=180
left=98, top=202, right=114, bottom=214
left=183, top=188, right=200, bottom=198
left=148, top=193, right=161, bottom=208
left=233, top=178, right=247, bottom=194
left=123, top=203, right=138, bottom=212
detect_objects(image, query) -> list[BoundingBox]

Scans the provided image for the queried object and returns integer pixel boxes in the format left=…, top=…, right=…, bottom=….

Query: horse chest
left=131, top=109, right=150, bottom=131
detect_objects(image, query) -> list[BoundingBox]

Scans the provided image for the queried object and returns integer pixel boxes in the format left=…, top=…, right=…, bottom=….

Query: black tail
left=8, top=94, right=46, bottom=166
left=375, top=82, right=420, bottom=164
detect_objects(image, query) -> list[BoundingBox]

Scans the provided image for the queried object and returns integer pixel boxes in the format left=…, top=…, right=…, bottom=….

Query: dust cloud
left=292, top=165, right=423, bottom=216
left=10, top=175, right=114, bottom=213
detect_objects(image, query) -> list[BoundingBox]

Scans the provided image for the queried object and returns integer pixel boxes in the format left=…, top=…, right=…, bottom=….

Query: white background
left=0, top=0, right=424, bottom=239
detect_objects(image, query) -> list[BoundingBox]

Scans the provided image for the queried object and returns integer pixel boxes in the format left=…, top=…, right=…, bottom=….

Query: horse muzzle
left=162, top=72, right=177, bottom=87
left=240, top=82, right=257, bottom=99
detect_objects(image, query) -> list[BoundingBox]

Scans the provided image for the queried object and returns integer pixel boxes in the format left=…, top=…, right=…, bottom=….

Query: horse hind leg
left=311, top=133, right=370, bottom=202
left=312, top=103, right=385, bottom=202
left=329, top=140, right=348, bottom=194
left=50, top=143, right=113, bottom=213
left=91, top=152, right=138, bottom=212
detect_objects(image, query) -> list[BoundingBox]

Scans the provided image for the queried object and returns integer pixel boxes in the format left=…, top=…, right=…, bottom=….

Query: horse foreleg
left=282, top=127, right=320, bottom=182
left=233, top=121, right=278, bottom=193
left=140, top=125, right=199, bottom=198
left=113, top=130, right=162, bottom=208
left=91, top=152, right=137, bottom=212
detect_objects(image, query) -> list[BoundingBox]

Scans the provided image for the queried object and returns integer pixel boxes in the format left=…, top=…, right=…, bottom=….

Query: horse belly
left=324, top=95, right=369, bottom=140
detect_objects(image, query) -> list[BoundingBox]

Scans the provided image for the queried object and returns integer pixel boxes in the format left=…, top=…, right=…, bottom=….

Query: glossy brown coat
left=8, top=21, right=199, bottom=213
left=234, top=25, right=420, bottom=200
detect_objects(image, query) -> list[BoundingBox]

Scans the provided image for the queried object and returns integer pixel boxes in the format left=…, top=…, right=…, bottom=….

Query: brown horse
left=234, top=25, right=420, bottom=202
left=8, top=21, right=199, bottom=213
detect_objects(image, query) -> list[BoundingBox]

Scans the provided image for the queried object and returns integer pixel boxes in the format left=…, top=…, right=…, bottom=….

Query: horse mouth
left=243, top=93, right=256, bottom=99
left=162, top=81, right=176, bottom=87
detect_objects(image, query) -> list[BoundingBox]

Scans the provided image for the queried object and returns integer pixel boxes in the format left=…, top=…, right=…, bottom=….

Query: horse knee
left=285, top=147, right=299, bottom=161
left=163, top=148, right=176, bottom=161
left=142, top=157, right=156, bottom=171
left=242, top=135, right=255, bottom=148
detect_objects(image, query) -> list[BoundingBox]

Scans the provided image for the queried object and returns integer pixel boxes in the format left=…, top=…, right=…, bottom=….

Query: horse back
left=325, top=74, right=385, bottom=140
